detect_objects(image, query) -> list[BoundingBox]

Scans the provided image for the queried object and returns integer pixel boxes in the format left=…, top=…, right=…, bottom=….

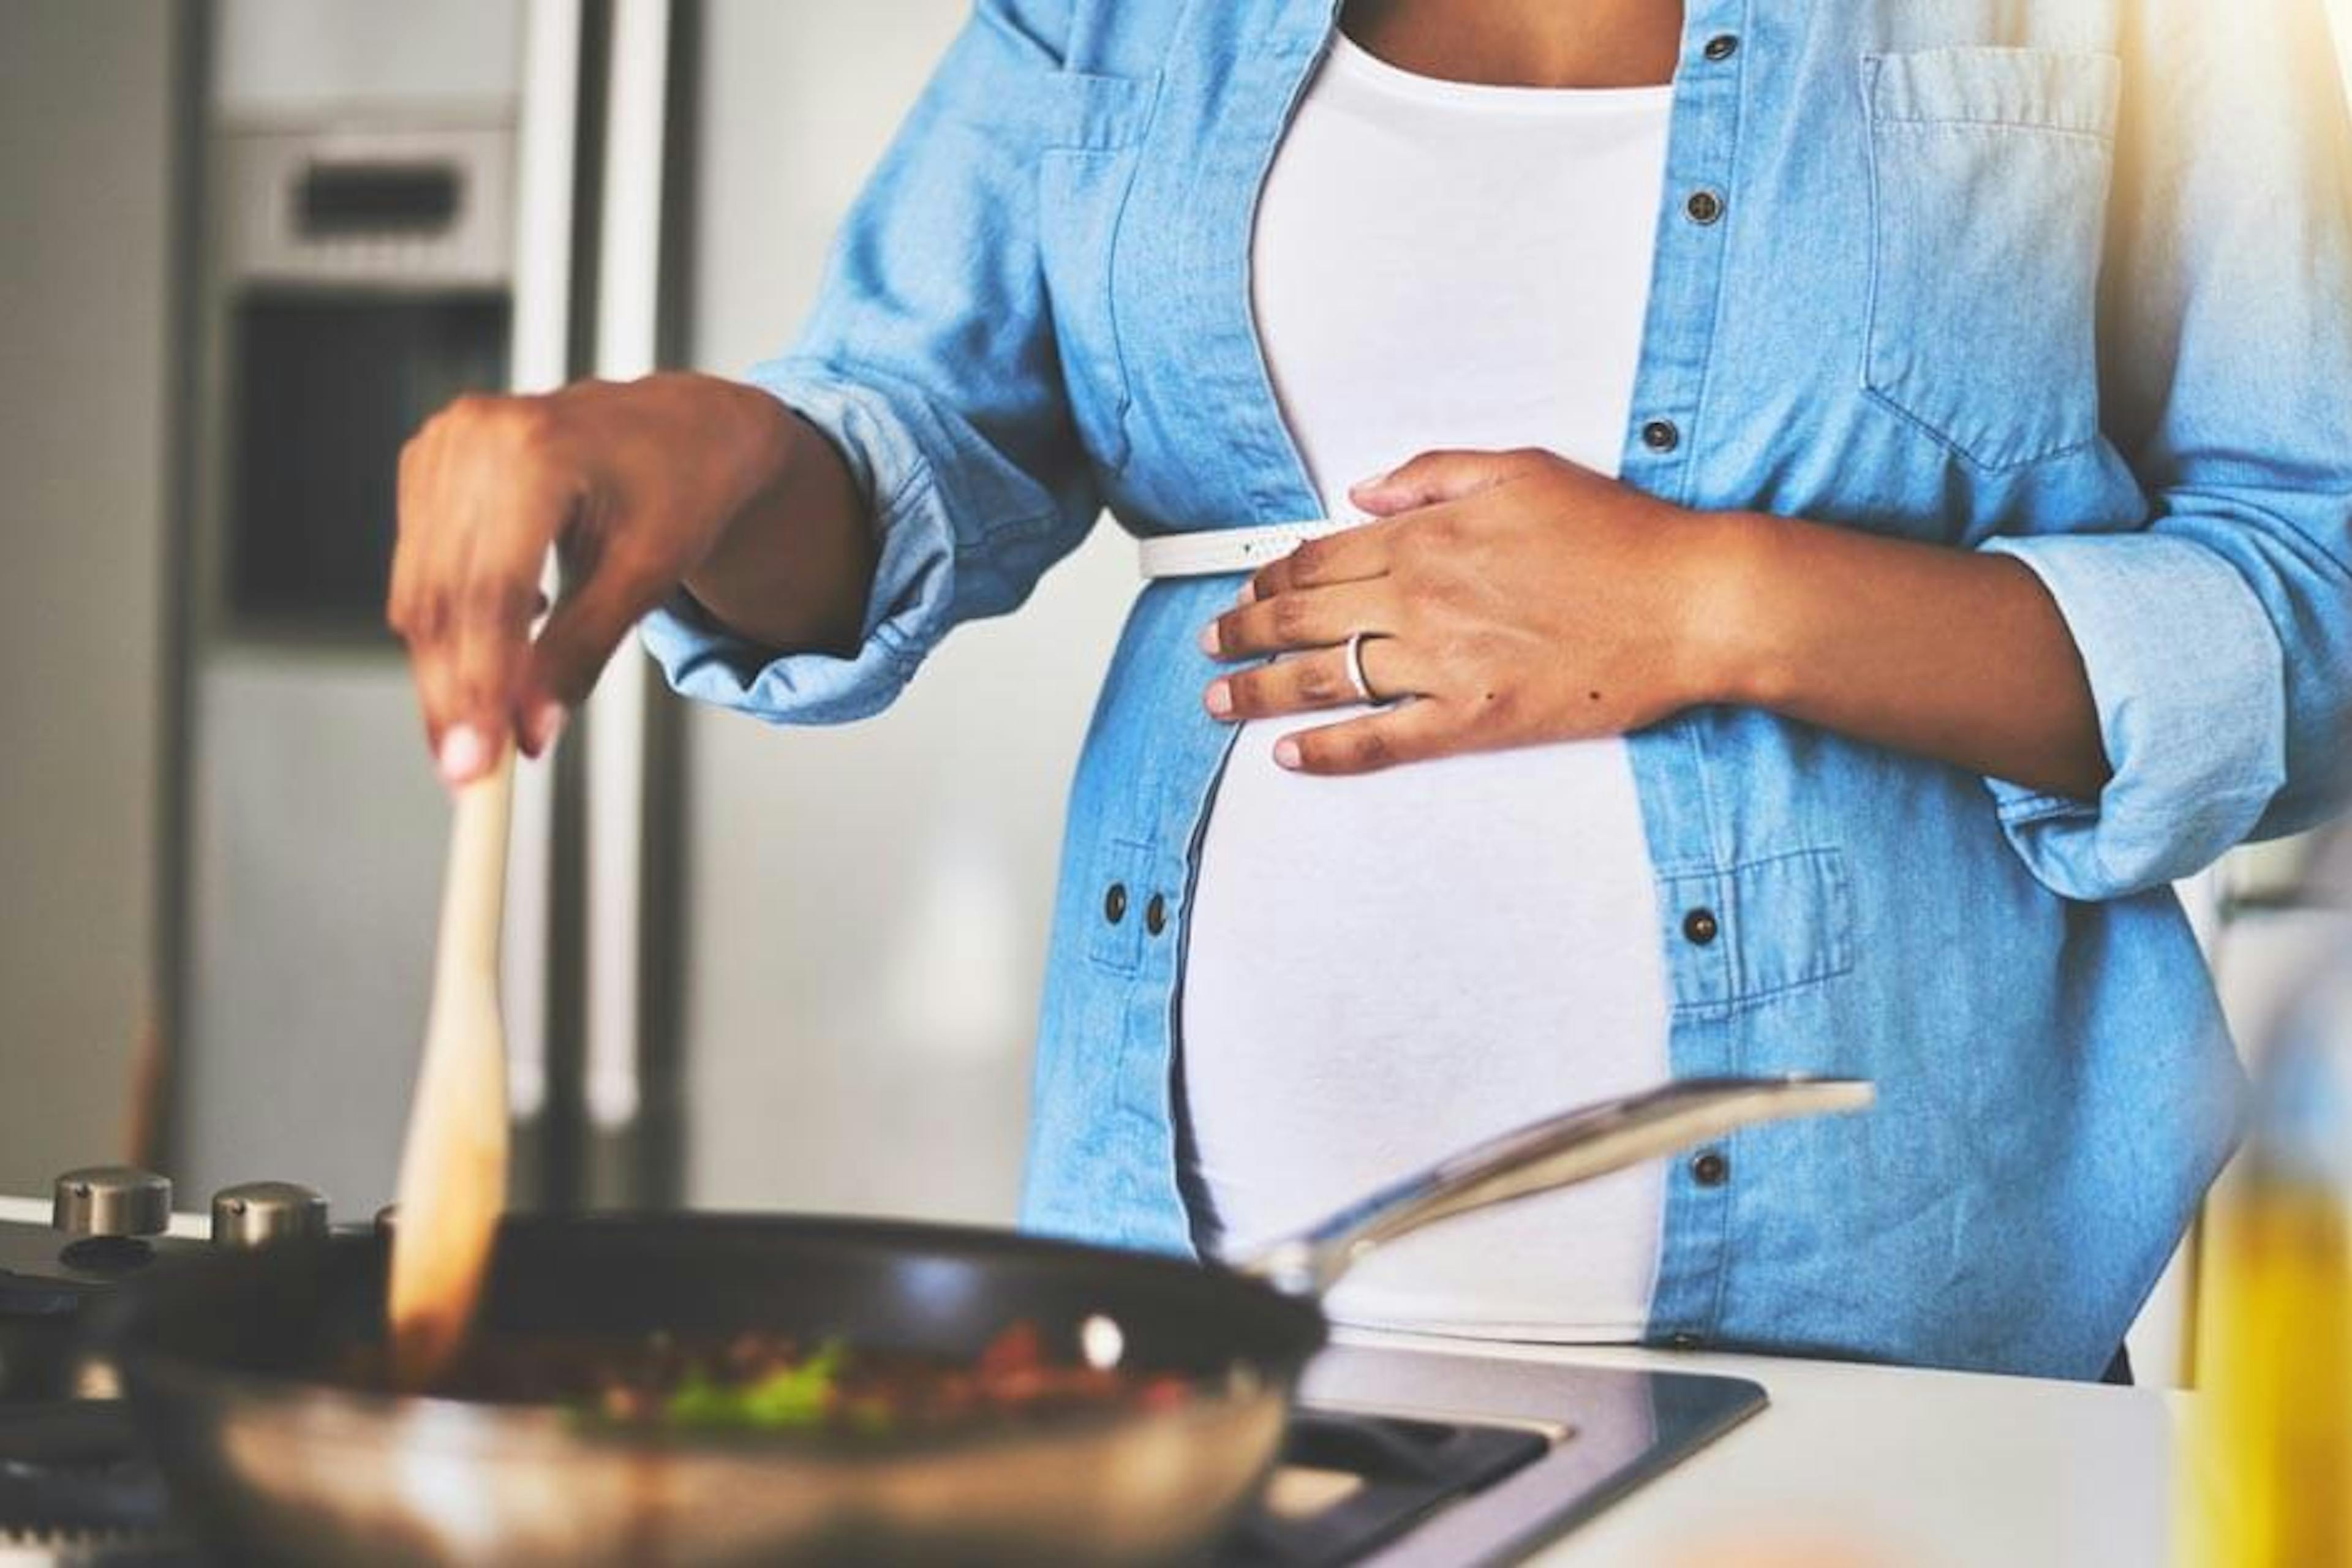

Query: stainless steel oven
left=213, top=124, right=513, bottom=636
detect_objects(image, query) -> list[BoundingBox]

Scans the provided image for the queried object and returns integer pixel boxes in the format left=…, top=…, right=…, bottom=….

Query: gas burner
left=0, top=1404, right=170, bottom=1536
left=0, top=1167, right=331, bottom=1568
left=0, top=1365, right=189, bottom=1567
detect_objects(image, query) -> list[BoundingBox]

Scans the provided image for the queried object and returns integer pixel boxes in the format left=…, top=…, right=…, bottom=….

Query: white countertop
left=1334, top=1327, right=2180, bottom=1567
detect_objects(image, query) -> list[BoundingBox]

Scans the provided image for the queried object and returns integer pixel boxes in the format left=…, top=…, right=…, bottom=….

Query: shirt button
left=1145, top=892, right=1168, bottom=936
left=1640, top=418, right=1681, bottom=453
left=1691, top=1149, right=1730, bottom=1188
left=1104, top=883, right=1128, bottom=925
left=1703, top=34, right=1740, bottom=62
left=1668, top=1332, right=1705, bottom=1350
left=1685, top=188, right=1725, bottom=225
left=1682, top=907, right=1720, bottom=946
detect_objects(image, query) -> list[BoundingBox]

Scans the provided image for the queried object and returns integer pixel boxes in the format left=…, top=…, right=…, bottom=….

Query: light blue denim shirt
left=646, top=0, right=2352, bottom=1379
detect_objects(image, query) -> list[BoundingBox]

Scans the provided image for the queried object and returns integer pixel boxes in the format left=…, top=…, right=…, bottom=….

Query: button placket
left=1621, top=2, right=1745, bottom=513
left=1613, top=1, right=1752, bottom=1354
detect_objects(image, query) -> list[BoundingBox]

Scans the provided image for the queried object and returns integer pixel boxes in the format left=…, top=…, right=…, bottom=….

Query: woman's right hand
left=388, top=372, right=818, bottom=785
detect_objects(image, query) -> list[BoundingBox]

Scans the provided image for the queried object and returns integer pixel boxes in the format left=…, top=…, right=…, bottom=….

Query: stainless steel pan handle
left=1237, top=1076, right=1874, bottom=1297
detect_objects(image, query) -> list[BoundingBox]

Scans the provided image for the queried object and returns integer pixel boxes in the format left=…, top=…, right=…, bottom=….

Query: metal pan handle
left=1235, top=1076, right=1874, bottom=1298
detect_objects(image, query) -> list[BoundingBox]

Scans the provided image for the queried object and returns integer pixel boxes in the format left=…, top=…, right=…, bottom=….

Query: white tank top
left=1180, top=35, right=1676, bottom=1339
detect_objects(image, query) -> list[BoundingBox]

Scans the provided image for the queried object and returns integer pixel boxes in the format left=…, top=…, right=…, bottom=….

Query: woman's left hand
left=1200, top=447, right=1742, bottom=775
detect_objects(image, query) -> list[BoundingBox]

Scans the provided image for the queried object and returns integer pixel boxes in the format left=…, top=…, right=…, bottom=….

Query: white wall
left=677, top=1, right=1135, bottom=1221
left=0, top=4, right=176, bottom=1191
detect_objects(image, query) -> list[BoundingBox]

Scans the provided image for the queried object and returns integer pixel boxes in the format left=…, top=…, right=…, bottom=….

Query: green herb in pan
left=664, top=1340, right=846, bottom=1431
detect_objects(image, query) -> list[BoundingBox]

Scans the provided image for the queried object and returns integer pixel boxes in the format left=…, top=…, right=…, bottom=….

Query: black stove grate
left=1221, top=1409, right=1551, bottom=1566
left=0, top=1401, right=179, bottom=1559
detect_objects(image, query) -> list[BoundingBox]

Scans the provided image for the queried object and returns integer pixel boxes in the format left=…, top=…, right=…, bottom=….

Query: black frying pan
left=91, top=1076, right=1871, bottom=1566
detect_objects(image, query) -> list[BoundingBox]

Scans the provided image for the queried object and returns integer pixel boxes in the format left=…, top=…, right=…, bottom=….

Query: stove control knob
left=53, top=1166, right=173, bottom=1238
left=210, top=1182, right=329, bottom=1248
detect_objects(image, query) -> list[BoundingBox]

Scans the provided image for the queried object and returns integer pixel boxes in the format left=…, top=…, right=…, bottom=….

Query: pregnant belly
left=1180, top=709, right=1673, bottom=1336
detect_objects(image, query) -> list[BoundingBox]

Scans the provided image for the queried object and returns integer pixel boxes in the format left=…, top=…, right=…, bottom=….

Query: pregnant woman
left=390, top=0, right=2352, bottom=1379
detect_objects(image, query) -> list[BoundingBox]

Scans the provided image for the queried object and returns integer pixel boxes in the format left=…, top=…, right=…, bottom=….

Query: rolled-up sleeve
left=1979, top=0, right=2352, bottom=901
left=1981, top=532, right=2290, bottom=896
left=643, top=1, right=1104, bottom=726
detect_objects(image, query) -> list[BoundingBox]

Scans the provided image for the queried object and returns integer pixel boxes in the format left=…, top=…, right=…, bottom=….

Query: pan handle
left=1234, top=1076, right=1874, bottom=1298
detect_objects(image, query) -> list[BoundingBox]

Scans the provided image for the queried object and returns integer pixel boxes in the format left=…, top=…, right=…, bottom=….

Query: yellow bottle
left=2188, top=952, right=2352, bottom=1567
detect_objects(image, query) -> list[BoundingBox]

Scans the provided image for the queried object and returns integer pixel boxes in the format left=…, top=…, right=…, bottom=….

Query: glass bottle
left=2188, top=881, right=2352, bottom=1566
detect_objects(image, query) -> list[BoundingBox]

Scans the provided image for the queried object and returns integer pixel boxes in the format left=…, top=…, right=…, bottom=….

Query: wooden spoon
left=386, top=747, right=516, bottom=1390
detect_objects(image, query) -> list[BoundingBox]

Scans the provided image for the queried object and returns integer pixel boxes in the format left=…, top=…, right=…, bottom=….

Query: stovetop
left=1294, top=1346, right=1762, bottom=1566
left=0, top=1185, right=1767, bottom=1566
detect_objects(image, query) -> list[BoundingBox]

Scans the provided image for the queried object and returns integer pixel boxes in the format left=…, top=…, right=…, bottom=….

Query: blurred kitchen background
left=3, top=0, right=2349, bottom=1389
left=2, top=0, right=1124, bottom=1227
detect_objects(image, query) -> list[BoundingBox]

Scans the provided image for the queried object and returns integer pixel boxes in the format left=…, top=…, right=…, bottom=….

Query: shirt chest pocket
left=1035, top=70, right=1153, bottom=474
left=1860, top=48, right=2122, bottom=472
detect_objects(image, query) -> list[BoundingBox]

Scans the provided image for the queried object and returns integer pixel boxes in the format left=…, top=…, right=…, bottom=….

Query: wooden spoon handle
left=387, top=748, right=516, bottom=1390
left=429, top=750, right=517, bottom=993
